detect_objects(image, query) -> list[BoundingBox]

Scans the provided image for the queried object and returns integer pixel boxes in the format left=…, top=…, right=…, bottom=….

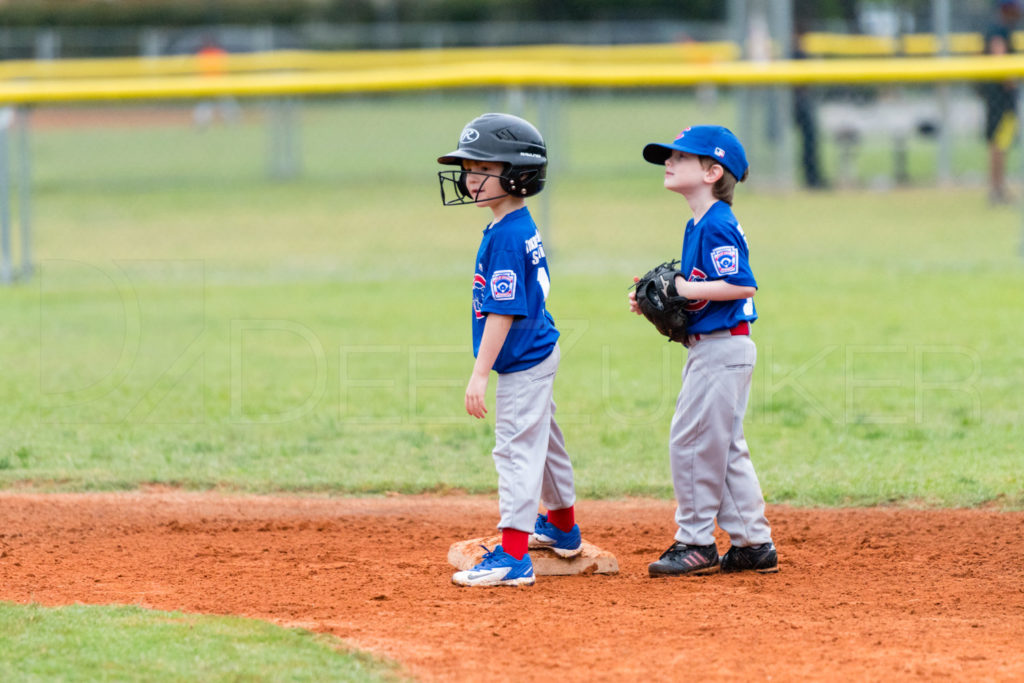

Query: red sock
left=546, top=506, right=575, bottom=533
left=501, top=528, right=529, bottom=560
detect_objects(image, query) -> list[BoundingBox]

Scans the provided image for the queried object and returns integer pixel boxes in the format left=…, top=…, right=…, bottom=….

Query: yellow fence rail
left=0, top=44, right=741, bottom=81
left=3, top=30, right=1024, bottom=83
left=800, top=32, right=986, bottom=56
left=4, top=53, right=1024, bottom=104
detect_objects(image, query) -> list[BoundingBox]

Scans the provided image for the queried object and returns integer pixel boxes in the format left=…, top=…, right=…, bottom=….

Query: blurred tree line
left=0, top=0, right=307, bottom=26
left=0, top=0, right=898, bottom=28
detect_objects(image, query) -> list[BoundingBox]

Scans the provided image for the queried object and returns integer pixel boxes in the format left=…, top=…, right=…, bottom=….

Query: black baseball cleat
left=648, top=542, right=720, bottom=577
left=719, top=542, right=779, bottom=574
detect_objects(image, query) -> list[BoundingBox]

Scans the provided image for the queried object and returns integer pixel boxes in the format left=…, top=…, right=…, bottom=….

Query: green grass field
left=1, top=91, right=1021, bottom=506
left=1, top=90, right=1023, bottom=680
left=0, top=602, right=398, bottom=681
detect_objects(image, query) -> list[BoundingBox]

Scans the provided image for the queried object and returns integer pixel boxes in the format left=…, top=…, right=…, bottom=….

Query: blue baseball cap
left=643, top=125, right=749, bottom=180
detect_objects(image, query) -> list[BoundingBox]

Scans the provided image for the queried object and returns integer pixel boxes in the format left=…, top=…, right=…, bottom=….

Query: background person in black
left=981, top=0, right=1022, bottom=204
left=793, top=21, right=828, bottom=190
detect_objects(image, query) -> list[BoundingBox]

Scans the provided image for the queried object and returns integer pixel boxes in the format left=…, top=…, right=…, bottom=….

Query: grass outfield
left=0, top=602, right=398, bottom=681
left=0, top=92, right=1021, bottom=506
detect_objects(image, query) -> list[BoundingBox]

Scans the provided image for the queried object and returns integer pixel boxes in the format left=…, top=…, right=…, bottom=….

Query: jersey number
left=537, top=267, right=550, bottom=300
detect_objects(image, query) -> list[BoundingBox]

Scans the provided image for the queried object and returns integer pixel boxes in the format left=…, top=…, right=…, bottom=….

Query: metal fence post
left=769, top=0, right=796, bottom=191
left=35, top=28, right=60, bottom=60
left=535, top=87, right=562, bottom=253
left=0, top=107, right=12, bottom=284
left=267, top=97, right=302, bottom=181
left=17, top=106, right=32, bottom=279
left=933, top=0, right=953, bottom=186
left=139, top=28, right=165, bottom=58
left=730, top=0, right=754, bottom=183
left=1019, top=79, right=1024, bottom=257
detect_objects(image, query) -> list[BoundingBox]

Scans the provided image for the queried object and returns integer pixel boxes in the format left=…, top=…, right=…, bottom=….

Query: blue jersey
left=679, top=200, right=758, bottom=335
left=472, top=206, right=560, bottom=373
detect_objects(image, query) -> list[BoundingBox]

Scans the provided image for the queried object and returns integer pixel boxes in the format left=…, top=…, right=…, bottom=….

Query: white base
left=448, top=536, right=619, bottom=576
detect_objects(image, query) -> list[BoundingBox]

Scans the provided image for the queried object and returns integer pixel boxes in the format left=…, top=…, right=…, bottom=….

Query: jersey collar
left=484, top=205, right=529, bottom=232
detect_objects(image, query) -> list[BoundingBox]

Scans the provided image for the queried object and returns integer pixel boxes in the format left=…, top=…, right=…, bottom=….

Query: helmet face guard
left=437, top=166, right=545, bottom=206
left=437, top=113, right=547, bottom=206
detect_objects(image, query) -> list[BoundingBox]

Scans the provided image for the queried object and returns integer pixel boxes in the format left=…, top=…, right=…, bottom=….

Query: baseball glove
left=631, top=259, right=692, bottom=343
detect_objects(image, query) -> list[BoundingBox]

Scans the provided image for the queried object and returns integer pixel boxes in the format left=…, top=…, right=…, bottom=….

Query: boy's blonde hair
left=699, top=156, right=749, bottom=205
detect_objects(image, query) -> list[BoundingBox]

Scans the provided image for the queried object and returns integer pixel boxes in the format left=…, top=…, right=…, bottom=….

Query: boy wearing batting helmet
left=630, top=125, right=778, bottom=576
left=438, top=112, right=583, bottom=587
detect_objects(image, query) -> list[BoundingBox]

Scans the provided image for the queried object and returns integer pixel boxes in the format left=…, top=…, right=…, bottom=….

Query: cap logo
left=714, top=147, right=726, bottom=158
left=460, top=128, right=480, bottom=144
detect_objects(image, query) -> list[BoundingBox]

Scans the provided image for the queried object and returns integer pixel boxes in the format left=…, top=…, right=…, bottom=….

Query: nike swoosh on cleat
left=468, top=569, right=506, bottom=580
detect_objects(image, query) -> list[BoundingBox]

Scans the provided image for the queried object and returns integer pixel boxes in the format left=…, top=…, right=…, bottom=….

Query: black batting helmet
left=437, top=112, right=547, bottom=205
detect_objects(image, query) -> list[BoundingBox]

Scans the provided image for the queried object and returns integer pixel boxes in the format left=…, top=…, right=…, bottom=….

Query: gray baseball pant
left=493, top=344, right=577, bottom=533
left=670, top=333, right=772, bottom=547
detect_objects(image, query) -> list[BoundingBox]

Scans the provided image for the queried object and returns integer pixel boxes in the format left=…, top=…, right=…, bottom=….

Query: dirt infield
left=29, top=106, right=195, bottom=129
left=1, top=492, right=1022, bottom=681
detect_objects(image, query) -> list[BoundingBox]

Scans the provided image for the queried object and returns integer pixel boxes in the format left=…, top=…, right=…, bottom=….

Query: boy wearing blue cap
left=630, top=125, right=778, bottom=577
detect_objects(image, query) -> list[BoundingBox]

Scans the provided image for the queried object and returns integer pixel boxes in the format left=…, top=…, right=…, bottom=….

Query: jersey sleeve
left=702, top=220, right=758, bottom=289
left=480, top=248, right=529, bottom=317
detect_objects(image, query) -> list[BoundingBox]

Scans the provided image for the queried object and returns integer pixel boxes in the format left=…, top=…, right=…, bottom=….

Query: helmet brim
left=437, top=149, right=503, bottom=165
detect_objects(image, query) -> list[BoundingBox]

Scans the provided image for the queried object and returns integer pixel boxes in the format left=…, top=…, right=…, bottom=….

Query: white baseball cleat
left=452, top=545, right=535, bottom=587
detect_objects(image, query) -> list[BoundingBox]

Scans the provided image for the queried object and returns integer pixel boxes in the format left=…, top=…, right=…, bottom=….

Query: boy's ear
left=704, top=163, right=725, bottom=183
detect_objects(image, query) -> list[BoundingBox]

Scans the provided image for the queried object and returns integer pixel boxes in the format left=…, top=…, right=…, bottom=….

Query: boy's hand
left=464, top=313, right=511, bottom=419
left=631, top=261, right=693, bottom=343
left=628, top=276, right=642, bottom=315
left=673, top=273, right=690, bottom=300
left=465, top=372, right=489, bottom=419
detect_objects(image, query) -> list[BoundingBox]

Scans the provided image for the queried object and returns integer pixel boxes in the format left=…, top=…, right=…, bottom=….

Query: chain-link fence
left=0, top=1, right=1012, bottom=57
left=5, top=1, right=1024, bottom=282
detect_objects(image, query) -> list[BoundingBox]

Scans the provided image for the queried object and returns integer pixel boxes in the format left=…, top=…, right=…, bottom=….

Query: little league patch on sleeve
left=491, top=270, right=517, bottom=300
left=710, top=246, right=739, bottom=276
